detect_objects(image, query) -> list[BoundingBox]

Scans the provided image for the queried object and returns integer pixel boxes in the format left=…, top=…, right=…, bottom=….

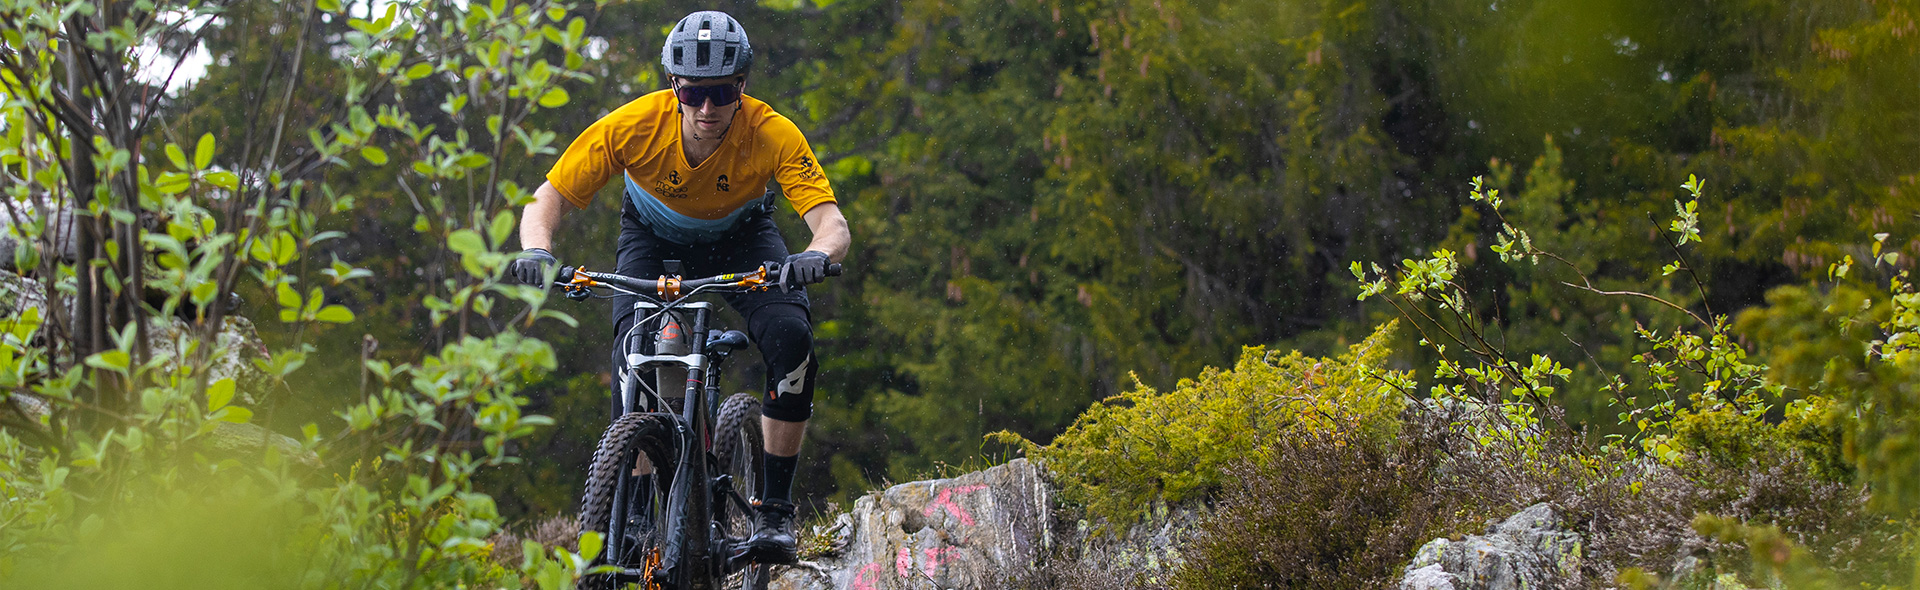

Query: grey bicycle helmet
left=661, top=11, right=753, bottom=79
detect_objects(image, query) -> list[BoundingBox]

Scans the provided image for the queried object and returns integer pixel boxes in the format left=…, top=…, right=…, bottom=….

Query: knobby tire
left=578, top=412, right=680, bottom=590
left=714, top=393, right=770, bottom=590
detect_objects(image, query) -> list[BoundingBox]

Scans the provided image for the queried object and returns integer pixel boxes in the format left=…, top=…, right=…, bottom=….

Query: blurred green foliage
left=2, top=0, right=601, bottom=586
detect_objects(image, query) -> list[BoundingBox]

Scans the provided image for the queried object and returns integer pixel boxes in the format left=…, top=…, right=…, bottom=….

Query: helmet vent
left=662, top=11, right=751, bottom=77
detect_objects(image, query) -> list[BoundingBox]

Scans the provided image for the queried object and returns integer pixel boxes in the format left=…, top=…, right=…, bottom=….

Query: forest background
left=14, top=0, right=1920, bottom=528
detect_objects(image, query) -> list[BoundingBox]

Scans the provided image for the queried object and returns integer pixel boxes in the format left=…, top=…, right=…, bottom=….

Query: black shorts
left=609, top=198, right=818, bottom=422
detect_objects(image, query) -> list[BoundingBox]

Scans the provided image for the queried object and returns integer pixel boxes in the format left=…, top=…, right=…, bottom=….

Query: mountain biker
left=509, top=10, right=847, bottom=565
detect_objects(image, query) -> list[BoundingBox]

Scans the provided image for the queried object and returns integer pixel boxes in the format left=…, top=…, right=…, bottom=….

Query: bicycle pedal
left=724, top=545, right=760, bottom=571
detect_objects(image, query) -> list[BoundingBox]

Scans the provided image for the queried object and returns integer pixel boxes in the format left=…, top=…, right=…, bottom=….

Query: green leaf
left=326, top=260, right=374, bottom=284
left=441, top=94, right=468, bottom=116
left=215, top=406, right=254, bottom=424
left=488, top=210, right=515, bottom=247
left=154, top=172, right=191, bottom=195
left=194, top=133, right=215, bottom=169
left=316, top=305, right=355, bottom=324
left=361, top=146, right=389, bottom=165
left=317, top=0, right=341, bottom=11
left=165, top=143, right=188, bottom=169
left=456, top=153, right=492, bottom=169
left=276, top=282, right=301, bottom=309
left=404, top=62, right=433, bottom=80
left=86, top=350, right=130, bottom=372
left=205, top=171, right=239, bottom=190
left=274, top=231, right=297, bottom=265
left=537, top=87, right=570, bottom=108
left=191, top=281, right=218, bottom=308
left=567, top=16, right=586, bottom=40
left=250, top=237, right=273, bottom=263
left=207, top=378, right=236, bottom=411
left=447, top=229, right=485, bottom=256
left=578, top=531, right=604, bottom=561
left=9, top=307, right=42, bottom=342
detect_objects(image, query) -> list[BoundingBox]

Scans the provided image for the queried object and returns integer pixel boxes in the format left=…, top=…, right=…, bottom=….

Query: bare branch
left=1648, top=212, right=1718, bottom=321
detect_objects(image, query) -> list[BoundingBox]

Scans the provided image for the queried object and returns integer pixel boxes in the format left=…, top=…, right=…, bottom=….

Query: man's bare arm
left=519, top=181, right=574, bottom=251
left=800, top=203, right=850, bottom=263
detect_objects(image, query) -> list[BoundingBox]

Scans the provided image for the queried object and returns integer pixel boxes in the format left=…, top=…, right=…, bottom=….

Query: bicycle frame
left=564, top=264, right=777, bottom=588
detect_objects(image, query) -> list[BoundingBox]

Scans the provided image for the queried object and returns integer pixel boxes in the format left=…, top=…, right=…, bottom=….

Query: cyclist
left=509, top=10, right=847, bottom=565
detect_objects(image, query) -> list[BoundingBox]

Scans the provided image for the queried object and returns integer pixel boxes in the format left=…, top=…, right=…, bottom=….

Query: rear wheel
left=578, top=412, right=680, bottom=590
left=713, top=393, right=769, bottom=590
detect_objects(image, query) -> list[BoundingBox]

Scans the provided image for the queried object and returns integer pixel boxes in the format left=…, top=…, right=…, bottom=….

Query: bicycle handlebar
left=555, top=262, right=842, bottom=299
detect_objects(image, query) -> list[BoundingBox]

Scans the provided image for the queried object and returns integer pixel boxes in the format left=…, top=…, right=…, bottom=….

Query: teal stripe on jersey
left=624, top=174, right=760, bottom=244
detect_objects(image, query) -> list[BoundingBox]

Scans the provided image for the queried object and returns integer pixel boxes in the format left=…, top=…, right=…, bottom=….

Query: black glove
left=779, top=250, right=831, bottom=292
left=509, top=248, right=558, bottom=286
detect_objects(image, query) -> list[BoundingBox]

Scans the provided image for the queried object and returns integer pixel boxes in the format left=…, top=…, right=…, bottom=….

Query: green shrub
left=995, top=322, right=1407, bottom=525
left=1658, top=394, right=1851, bottom=484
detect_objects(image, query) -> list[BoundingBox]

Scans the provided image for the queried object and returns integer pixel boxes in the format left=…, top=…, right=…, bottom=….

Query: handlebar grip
left=827, top=263, right=843, bottom=277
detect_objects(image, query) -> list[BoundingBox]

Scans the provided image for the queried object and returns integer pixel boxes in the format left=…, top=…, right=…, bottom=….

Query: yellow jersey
left=545, top=90, right=835, bottom=243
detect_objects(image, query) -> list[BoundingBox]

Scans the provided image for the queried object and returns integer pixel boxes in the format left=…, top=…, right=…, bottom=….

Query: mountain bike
left=558, top=260, right=839, bottom=590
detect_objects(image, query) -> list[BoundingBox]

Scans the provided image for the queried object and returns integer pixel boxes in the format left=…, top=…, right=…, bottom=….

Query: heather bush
left=1171, top=409, right=1530, bottom=590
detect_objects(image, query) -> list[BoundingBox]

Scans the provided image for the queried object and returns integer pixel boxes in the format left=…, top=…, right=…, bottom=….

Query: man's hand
left=510, top=248, right=558, bottom=286
left=779, top=250, right=831, bottom=292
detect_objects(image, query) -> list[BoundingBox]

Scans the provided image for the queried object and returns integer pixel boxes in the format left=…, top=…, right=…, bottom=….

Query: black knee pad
left=752, top=305, right=815, bottom=422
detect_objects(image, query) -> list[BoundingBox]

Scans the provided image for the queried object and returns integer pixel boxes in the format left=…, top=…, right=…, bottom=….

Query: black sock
left=762, top=453, right=798, bottom=503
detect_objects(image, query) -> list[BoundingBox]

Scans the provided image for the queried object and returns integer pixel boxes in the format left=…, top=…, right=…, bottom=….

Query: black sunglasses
left=673, top=81, right=742, bottom=108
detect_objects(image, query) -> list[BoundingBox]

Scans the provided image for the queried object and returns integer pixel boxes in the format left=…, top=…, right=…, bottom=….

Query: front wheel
left=713, top=393, right=769, bottom=590
left=578, top=412, right=680, bottom=590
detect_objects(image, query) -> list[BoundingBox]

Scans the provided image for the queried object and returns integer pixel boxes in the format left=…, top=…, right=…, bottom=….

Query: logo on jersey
left=653, top=179, right=690, bottom=198
left=667, top=170, right=682, bottom=185
left=716, top=174, right=730, bottom=192
left=795, top=156, right=821, bottom=181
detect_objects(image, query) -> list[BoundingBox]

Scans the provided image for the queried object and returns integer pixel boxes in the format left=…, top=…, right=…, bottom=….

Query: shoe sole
left=745, top=540, right=799, bottom=564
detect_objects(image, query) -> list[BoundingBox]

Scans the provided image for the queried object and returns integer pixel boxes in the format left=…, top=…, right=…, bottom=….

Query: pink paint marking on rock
left=896, top=547, right=914, bottom=577
left=921, top=484, right=989, bottom=527
left=853, top=562, right=886, bottom=590
left=923, top=546, right=962, bottom=576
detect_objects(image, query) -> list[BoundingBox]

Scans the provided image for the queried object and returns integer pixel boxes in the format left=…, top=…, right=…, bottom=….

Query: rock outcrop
left=764, top=468, right=1592, bottom=590
left=773, top=459, right=1054, bottom=590
left=1399, top=503, right=1585, bottom=590
left=1049, top=499, right=1208, bottom=588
